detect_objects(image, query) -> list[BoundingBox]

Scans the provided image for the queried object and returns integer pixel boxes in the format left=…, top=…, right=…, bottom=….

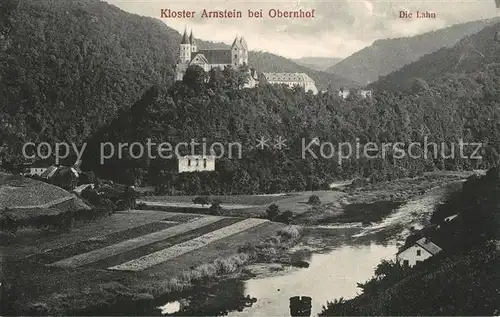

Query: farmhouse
left=337, top=88, right=373, bottom=99
left=396, top=237, right=442, bottom=267
left=178, top=155, right=215, bottom=173
left=23, top=159, right=53, bottom=176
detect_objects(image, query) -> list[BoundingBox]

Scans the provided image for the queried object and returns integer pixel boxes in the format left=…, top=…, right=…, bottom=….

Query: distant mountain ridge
left=196, top=43, right=358, bottom=90
left=291, top=57, right=343, bottom=71
left=326, top=19, right=499, bottom=85
left=370, top=22, right=500, bottom=92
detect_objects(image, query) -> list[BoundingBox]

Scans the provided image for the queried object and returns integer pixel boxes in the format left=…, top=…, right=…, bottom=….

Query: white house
left=178, top=155, right=215, bottom=173
left=396, top=237, right=442, bottom=267
left=359, top=89, right=373, bottom=98
left=260, top=72, right=318, bottom=94
left=338, top=88, right=373, bottom=100
left=24, top=160, right=53, bottom=176
left=29, top=167, right=48, bottom=176
left=338, top=88, right=350, bottom=99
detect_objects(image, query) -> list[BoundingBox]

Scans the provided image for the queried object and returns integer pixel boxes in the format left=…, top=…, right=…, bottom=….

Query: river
left=152, top=182, right=459, bottom=317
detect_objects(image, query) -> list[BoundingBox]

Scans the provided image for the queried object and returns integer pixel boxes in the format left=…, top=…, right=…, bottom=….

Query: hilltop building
left=396, top=237, right=442, bottom=267
left=175, top=29, right=249, bottom=81
left=174, top=29, right=317, bottom=91
left=260, top=72, right=318, bottom=94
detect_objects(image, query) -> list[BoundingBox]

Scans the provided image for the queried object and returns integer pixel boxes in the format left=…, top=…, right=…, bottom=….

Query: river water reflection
left=227, top=242, right=397, bottom=317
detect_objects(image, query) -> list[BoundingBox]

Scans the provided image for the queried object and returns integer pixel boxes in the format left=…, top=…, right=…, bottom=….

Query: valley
left=0, top=172, right=472, bottom=315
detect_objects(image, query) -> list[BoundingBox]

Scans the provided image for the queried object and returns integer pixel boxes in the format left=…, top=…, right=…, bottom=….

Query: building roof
left=189, top=30, right=196, bottom=45
left=190, top=53, right=210, bottom=65
left=179, top=155, right=216, bottom=160
left=397, top=237, right=443, bottom=256
left=261, top=72, right=314, bottom=83
left=240, top=37, right=248, bottom=50
left=30, top=158, right=54, bottom=168
left=40, top=166, right=58, bottom=179
left=231, top=36, right=244, bottom=49
left=194, top=49, right=232, bottom=64
left=181, top=29, right=189, bottom=44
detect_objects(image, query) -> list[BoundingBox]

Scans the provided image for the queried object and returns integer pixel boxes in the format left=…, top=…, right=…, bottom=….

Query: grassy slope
left=0, top=172, right=72, bottom=208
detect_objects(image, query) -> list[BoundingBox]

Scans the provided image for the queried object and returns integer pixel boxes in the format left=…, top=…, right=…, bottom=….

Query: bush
left=308, top=195, right=321, bottom=206
left=276, top=210, right=294, bottom=224
left=209, top=202, right=223, bottom=215
left=266, top=203, right=280, bottom=221
left=277, top=226, right=301, bottom=241
left=81, top=186, right=100, bottom=207
left=193, top=196, right=210, bottom=207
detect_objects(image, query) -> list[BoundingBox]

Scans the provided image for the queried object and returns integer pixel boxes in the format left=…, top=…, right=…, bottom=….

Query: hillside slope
left=326, top=19, right=497, bottom=85
left=0, top=0, right=356, bottom=165
left=291, top=57, right=343, bottom=71
left=370, top=22, right=500, bottom=92
left=0, top=0, right=178, bottom=161
left=320, top=168, right=500, bottom=316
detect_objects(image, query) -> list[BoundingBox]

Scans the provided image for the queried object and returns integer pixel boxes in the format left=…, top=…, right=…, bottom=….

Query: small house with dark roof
left=396, top=237, right=442, bottom=267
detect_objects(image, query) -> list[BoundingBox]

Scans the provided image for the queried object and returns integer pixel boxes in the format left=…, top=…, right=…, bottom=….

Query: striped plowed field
left=30, top=211, right=269, bottom=272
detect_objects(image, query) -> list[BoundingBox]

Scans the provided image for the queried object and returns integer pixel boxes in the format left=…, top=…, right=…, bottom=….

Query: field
left=139, top=190, right=347, bottom=217
left=1, top=209, right=285, bottom=314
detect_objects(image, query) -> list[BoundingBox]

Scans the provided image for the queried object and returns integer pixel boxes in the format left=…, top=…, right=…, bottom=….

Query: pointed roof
left=231, top=36, right=243, bottom=49
left=189, top=30, right=196, bottom=45
left=240, top=36, right=248, bottom=49
left=181, top=28, right=189, bottom=44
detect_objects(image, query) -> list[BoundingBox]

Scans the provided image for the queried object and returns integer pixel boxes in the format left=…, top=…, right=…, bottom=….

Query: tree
left=183, top=65, right=208, bottom=91
left=193, top=196, right=210, bottom=207
left=266, top=203, right=280, bottom=221
left=209, top=202, right=223, bottom=215
left=308, top=195, right=321, bottom=206
left=278, top=210, right=294, bottom=224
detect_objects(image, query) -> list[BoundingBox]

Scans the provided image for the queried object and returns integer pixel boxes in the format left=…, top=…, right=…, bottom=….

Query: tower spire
left=181, top=27, right=189, bottom=44
left=189, top=29, right=194, bottom=44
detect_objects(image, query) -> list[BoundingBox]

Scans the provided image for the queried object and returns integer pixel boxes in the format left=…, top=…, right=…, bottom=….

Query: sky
left=106, top=0, right=500, bottom=59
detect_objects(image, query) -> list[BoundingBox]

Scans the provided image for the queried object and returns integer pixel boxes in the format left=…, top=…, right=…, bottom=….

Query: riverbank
left=1, top=172, right=472, bottom=315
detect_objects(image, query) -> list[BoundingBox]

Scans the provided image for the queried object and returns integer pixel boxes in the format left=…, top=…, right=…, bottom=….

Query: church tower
left=231, top=36, right=245, bottom=68
left=189, top=30, right=198, bottom=53
left=179, top=28, right=191, bottom=63
left=240, top=36, right=248, bottom=65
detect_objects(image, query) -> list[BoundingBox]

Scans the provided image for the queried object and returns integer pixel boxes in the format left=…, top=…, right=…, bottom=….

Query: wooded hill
left=82, top=61, right=500, bottom=194
left=291, top=57, right=342, bottom=71
left=0, top=0, right=355, bottom=166
left=327, top=19, right=498, bottom=85
left=320, top=168, right=500, bottom=316
left=370, top=22, right=500, bottom=92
